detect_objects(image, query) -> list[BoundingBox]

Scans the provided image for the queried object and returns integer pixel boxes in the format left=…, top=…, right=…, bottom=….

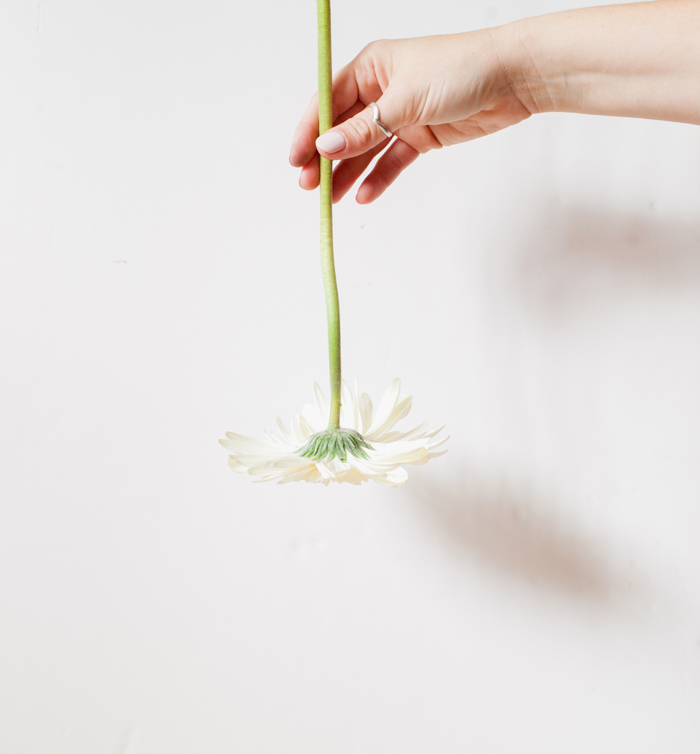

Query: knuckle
left=371, top=171, right=390, bottom=193
left=361, top=39, right=383, bottom=56
left=344, top=115, right=376, bottom=146
left=359, top=38, right=392, bottom=69
left=384, top=150, right=404, bottom=173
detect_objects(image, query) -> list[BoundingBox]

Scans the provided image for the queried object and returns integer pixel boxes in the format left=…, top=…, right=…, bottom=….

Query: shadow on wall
left=513, top=203, right=700, bottom=317
left=410, top=470, right=650, bottom=617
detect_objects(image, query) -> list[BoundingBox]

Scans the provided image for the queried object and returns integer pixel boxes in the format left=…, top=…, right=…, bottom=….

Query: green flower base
left=297, top=428, right=374, bottom=463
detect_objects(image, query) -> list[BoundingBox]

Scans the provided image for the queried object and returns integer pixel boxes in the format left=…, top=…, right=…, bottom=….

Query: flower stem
left=317, top=0, right=341, bottom=430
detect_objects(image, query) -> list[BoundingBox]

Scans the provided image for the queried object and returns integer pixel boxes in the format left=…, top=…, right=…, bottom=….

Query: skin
left=289, top=0, right=700, bottom=204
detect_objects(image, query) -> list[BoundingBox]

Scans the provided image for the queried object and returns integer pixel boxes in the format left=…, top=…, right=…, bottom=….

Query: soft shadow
left=513, top=203, right=700, bottom=317
left=410, top=470, right=648, bottom=613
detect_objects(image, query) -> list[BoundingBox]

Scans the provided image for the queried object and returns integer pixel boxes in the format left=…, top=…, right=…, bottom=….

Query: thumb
left=315, top=92, right=405, bottom=160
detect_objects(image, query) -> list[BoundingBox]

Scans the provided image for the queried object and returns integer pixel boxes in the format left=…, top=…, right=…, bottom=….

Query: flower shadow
left=410, top=470, right=648, bottom=615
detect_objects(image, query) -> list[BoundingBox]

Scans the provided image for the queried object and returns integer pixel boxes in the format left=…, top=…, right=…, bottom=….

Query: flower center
left=297, top=428, right=374, bottom=463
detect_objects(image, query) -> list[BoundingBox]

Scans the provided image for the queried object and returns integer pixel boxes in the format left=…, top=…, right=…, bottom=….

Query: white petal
left=377, top=421, right=428, bottom=444
left=425, top=424, right=446, bottom=440
left=334, top=467, right=367, bottom=485
left=227, top=457, right=249, bottom=473
left=299, top=415, right=315, bottom=438
left=375, top=467, right=409, bottom=486
left=360, top=392, right=374, bottom=435
left=339, top=381, right=356, bottom=429
left=248, top=453, right=313, bottom=480
left=365, top=379, right=402, bottom=438
left=278, top=464, right=321, bottom=483
left=277, top=467, right=322, bottom=484
left=426, top=434, right=449, bottom=451
left=353, top=378, right=360, bottom=432
left=375, top=446, right=429, bottom=466
left=276, top=416, right=296, bottom=445
left=291, top=415, right=309, bottom=444
left=315, top=461, right=336, bottom=480
left=301, top=402, right=325, bottom=433
left=219, top=432, right=281, bottom=455
left=313, top=383, right=329, bottom=424
left=428, top=449, right=448, bottom=459
left=367, top=395, right=413, bottom=441
left=263, top=428, right=281, bottom=444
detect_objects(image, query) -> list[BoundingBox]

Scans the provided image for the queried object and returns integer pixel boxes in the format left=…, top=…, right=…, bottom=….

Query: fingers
left=331, top=141, right=388, bottom=203
left=299, top=136, right=420, bottom=202
left=290, top=113, right=319, bottom=170
left=297, top=101, right=371, bottom=192
left=298, top=153, right=319, bottom=191
left=315, top=90, right=406, bottom=161
left=289, top=63, right=365, bottom=169
left=356, top=138, right=420, bottom=204
left=290, top=41, right=416, bottom=200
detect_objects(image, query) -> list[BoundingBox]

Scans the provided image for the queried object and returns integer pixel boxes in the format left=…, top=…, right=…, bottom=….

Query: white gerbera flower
left=220, top=379, right=447, bottom=487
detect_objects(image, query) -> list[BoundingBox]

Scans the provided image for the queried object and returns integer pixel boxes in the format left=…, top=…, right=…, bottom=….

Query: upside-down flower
left=220, top=379, right=447, bottom=486
left=221, top=3, right=446, bottom=488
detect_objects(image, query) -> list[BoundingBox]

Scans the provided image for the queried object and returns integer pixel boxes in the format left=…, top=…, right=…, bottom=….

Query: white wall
left=1, top=1, right=699, bottom=751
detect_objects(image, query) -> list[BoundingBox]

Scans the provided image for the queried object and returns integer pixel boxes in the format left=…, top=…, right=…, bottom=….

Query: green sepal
left=297, top=428, right=374, bottom=463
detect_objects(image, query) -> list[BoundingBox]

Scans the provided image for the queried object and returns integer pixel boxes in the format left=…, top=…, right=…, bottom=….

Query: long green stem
left=317, top=0, right=341, bottom=430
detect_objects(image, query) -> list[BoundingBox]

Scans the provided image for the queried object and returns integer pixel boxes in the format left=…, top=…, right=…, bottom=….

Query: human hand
left=289, top=29, right=533, bottom=204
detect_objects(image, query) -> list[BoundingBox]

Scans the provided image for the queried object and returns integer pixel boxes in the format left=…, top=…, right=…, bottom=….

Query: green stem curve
left=317, top=0, right=341, bottom=430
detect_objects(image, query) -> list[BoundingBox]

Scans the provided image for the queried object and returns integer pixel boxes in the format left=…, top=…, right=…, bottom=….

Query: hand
left=289, top=29, right=533, bottom=204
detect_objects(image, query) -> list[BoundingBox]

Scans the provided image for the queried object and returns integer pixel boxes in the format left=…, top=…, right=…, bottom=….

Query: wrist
left=489, top=19, right=558, bottom=115
left=491, top=11, right=586, bottom=115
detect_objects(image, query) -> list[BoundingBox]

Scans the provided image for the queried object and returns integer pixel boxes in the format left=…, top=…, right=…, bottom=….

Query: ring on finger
left=368, top=102, right=393, bottom=138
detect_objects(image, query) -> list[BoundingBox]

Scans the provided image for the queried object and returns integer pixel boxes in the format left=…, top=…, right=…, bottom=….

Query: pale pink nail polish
left=316, top=131, right=346, bottom=154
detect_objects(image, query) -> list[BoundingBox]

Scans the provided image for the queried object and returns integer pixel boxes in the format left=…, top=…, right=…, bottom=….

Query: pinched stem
left=317, top=0, right=341, bottom=430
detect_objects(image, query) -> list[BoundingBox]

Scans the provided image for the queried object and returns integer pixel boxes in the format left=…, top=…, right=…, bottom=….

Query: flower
left=220, top=379, right=448, bottom=486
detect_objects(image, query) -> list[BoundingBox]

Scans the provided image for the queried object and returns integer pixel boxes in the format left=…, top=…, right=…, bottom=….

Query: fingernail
left=316, top=131, right=346, bottom=154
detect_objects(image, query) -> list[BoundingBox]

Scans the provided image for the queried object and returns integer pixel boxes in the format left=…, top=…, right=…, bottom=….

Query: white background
left=1, top=0, right=700, bottom=751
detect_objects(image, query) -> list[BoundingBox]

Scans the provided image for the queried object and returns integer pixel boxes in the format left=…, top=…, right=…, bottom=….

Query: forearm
left=498, top=0, right=700, bottom=124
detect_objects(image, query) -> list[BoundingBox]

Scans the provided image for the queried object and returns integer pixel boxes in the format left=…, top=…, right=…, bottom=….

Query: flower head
left=220, top=379, right=447, bottom=486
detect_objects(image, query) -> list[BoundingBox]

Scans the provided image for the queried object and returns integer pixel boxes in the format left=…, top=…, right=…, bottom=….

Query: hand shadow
left=513, top=202, right=700, bottom=318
